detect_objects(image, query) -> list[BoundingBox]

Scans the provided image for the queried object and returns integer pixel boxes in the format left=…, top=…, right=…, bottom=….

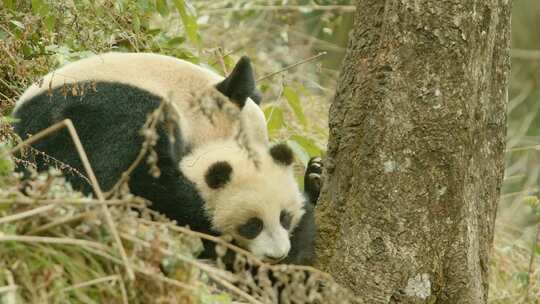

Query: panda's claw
left=304, top=157, right=323, bottom=205
left=308, top=173, right=321, bottom=193
left=309, top=162, right=322, bottom=174
left=308, top=172, right=320, bottom=179
left=310, top=157, right=322, bottom=165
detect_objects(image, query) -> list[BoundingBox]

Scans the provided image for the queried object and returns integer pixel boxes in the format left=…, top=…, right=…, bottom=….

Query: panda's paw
left=304, top=157, right=323, bottom=205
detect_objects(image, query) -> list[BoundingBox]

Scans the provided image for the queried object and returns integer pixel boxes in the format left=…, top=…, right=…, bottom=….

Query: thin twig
left=0, top=270, right=17, bottom=301
left=56, top=120, right=136, bottom=280
left=5, top=119, right=135, bottom=280
left=203, top=270, right=263, bottom=304
left=265, top=76, right=285, bottom=126
left=117, top=269, right=129, bottom=304
left=501, top=188, right=539, bottom=198
left=27, top=210, right=97, bottom=235
left=82, top=246, right=199, bottom=293
left=511, top=49, right=540, bottom=60
left=0, top=197, right=139, bottom=206
left=0, top=235, right=109, bottom=251
left=216, top=47, right=228, bottom=75
left=138, top=218, right=262, bottom=265
left=119, top=232, right=236, bottom=285
left=506, top=144, right=540, bottom=153
left=119, top=232, right=263, bottom=304
left=209, top=47, right=243, bottom=66
left=0, top=204, right=56, bottom=225
left=60, top=275, right=119, bottom=293
left=138, top=267, right=198, bottom=292
left=0, top=285, right=17, bottom=294
left=0, top=77, right=20, bottom=97
left=206, top=5, right=356, bottom=14
left=257, top=52, right=327, bottom=82
left=525, top=222, right=540, bottom=302
left=507, top=81, right=533, bottom=114
left=7, top=120, right=69, bottom=156
left=139, top=217, right=335, bottom=280
left=0, top=90, right=15, bottom=105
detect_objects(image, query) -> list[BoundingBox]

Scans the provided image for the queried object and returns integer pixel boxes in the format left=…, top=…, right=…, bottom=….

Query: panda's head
left=181, top=142, right=304, bottom=262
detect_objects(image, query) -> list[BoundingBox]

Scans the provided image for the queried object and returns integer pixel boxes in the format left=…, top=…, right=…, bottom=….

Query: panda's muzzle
left=264, top=253, right=287, bottom=264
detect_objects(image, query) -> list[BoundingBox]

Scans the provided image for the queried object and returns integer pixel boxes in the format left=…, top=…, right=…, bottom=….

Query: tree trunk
left=315, top=1, right=511, bottom=303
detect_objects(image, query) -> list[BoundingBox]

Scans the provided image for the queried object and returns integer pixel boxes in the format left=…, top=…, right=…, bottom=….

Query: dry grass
left=0, top=132, right=358, bottom=303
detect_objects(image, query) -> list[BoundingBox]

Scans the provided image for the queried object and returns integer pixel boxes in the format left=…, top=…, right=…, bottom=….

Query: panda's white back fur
left=16, top=52, right=268, bottom=147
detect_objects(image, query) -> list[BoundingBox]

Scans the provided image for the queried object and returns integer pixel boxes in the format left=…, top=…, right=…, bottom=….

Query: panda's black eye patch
left=237, top=217, right=263, bottom=239
left=280, top=210, right=293, bottom=230
left=205, top=161, right=233, bottom=189
left=269, top=143, right=294, bottom=166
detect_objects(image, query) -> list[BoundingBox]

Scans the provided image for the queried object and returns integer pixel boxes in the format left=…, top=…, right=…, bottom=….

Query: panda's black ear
left=250, top=88, right=263, bottom=105
left=205, top=161, right=233, bottom=189
left=270, top=143, right=294, bottom=166
left=216, top=56, right=256, bottom=108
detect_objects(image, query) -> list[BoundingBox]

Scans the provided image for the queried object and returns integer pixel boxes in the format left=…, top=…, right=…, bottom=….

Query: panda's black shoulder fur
left=13, top=81, right=213, bottom=236
left=284, top=156, right=322, bottom=265
left=282, top=199, right=316, bottom=265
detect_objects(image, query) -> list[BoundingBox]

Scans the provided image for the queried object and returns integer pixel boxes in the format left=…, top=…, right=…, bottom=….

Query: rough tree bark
left=315, top=1, right=511, bottom=303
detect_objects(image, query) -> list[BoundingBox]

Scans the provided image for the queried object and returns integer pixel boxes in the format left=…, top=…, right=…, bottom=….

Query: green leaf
left=287, top=140, right=310, bottom=167
left=0, top=157, right=13, bottom=177
left=44, top=15, right=56, bottom=32
left=147, top=28, right=162, bottom=35
left=167, top=36, right=186, bottom=46
left=132, top=15, right=141, bottom=32
left=172, top=0, right=200, bottom=46
left=155, top=0, right=169, bottom=17
left=200, top=292, right=232, bottom=304
left=31, top=0, right=48, bottom=17
left=223, top=56, right=234, bottom=73
left=1, top=116, right=20, bottom=124
left=283, top=86, right=307, bottom=127
left=515, top=271, right=529, bottom=287
left=264, top=106, right=284, bottom=137
left=290, top=135, right=322, bottom=157
left=9, top=20, right=25, bottom=30
left=31, top=0, right=43, bottom=14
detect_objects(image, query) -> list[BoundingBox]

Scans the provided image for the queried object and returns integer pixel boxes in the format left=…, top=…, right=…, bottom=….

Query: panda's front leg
left=304, top=157, right=323, bottom=205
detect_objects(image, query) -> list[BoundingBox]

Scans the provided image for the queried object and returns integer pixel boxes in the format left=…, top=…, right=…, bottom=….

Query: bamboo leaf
left=172, top=0, right=200, bottom=46
left=44, top=15, right=56, bottom=32
left=155, top=0, right=169, bottom=17
left=264, top=106, right=284, bottom=137
left=132, top=15, right=141, bottom=32
left=31, top=0, right=43, bottom=14
left=290, top=134, right=322, bottom=157
left=31, top=0, right=48, bottom=17
left=283, top=86, right=307, bottom=127
left=167, top=36, right=186, bottom=46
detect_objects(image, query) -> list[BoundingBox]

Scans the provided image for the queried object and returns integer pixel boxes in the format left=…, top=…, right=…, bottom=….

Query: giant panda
left=12, top=52, right=322, bottom=265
